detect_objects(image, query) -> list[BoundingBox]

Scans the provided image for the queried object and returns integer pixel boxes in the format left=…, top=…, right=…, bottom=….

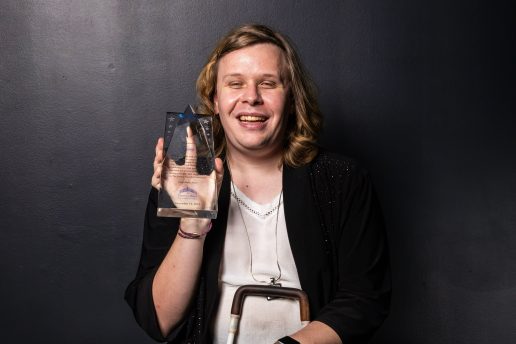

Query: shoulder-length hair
left=196, top=24, right=322, bottom=167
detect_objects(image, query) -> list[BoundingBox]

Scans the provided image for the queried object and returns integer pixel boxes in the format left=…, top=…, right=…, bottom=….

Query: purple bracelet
left=177, top=222, right=212, bottom=239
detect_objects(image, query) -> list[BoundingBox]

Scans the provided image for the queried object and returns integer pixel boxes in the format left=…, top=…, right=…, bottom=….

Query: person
left=125, top=24, right=390, bottom=344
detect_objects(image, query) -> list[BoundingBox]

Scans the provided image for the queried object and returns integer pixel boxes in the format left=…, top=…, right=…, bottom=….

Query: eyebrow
left=222, top=73, right=280, bottom=78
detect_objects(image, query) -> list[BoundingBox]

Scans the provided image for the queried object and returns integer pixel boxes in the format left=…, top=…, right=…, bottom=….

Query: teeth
left=239, top=115, right=266, bottom=122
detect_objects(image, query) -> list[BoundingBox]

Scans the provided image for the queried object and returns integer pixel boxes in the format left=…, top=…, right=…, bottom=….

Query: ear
left=213, top=93, right=219, bottom=114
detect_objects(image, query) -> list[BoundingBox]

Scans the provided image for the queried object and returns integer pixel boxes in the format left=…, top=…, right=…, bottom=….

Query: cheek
left=217, top=92, right=241, bottom=113
left=267, top=93, right=288, bottom=113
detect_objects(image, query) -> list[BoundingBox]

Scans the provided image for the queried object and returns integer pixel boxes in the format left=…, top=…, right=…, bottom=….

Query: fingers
left=185, top=126, right=197, bottom=161
left=151, top=137, right=164, bottom=189
left=155, top=137, right=164, bottom=162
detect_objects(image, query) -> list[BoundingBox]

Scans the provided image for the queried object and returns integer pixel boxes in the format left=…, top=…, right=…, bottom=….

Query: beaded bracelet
left=177, top=222, right=212, bottom=239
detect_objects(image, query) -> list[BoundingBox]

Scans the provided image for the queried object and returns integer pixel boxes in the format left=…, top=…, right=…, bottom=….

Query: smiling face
left=214, top=43, right=290, bottom=159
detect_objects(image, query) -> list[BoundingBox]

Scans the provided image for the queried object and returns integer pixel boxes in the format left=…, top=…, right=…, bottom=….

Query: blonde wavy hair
left=196, top=24, right=322, bottom=167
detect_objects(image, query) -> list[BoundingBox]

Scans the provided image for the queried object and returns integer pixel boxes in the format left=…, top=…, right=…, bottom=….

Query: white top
left=212, top=184, right=304, bottom=344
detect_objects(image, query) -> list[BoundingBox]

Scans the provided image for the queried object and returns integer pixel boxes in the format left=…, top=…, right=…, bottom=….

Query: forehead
left=217, top=43, right=286, bottom=77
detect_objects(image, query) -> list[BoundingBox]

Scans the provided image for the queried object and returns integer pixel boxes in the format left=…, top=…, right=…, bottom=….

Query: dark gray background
left=1, top=0, right=515, bottom=343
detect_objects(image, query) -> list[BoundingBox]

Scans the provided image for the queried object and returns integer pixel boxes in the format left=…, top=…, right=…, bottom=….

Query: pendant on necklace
left=269, top=277, right=282, bottom=287
left=267, top=278, right=282, bottom=301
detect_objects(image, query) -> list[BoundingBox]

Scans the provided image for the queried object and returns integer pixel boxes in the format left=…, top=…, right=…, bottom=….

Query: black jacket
left=125, top=151, right=391, bottom=343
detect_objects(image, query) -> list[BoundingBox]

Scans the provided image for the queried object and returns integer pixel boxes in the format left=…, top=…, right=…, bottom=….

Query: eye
left=260, top=80, right=277, bottom=88
left=228, top=81, right=244, bottom=88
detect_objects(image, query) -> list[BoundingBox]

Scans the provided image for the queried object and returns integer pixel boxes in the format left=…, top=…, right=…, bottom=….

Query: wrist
left=178, top=218, right=212, bottom=239
left=180, top=218, right=211, bottom=232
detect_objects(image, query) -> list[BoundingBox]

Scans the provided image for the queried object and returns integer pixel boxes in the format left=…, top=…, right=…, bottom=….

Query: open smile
left=236, top=113, right=268, bottom=123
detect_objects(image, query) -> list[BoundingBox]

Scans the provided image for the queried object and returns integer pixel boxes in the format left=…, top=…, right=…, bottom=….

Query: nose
left=241, top=84, right=262, bottom=105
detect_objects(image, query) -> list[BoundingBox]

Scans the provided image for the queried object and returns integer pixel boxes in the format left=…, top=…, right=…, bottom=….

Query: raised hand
left=152, top=126, right=224, bottom=211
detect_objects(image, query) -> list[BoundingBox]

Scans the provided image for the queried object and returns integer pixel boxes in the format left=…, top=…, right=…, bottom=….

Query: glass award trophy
left=157, top=105, right=217, bottom=219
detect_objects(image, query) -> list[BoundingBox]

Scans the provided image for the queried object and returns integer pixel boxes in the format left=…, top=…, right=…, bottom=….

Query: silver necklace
left=231, top=191, right=282, bottom=219
left=228, top=166, right=283, bottom=289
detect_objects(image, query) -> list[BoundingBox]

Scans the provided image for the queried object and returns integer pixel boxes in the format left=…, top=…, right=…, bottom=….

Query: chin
left=242, top=140, right=279, bottom=153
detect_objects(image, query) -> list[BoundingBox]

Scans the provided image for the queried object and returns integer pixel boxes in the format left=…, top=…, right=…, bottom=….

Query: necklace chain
left=228, top=164, right=283, bottom=286
left=230, top=190, right=283, bottom=219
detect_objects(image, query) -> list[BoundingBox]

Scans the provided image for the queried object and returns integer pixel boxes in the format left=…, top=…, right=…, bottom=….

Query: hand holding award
left=157, top=106, right=219, bottom=219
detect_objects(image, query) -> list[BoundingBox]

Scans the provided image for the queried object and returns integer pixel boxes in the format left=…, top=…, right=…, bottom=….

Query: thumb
left=185, top=125, right=197, bottom=160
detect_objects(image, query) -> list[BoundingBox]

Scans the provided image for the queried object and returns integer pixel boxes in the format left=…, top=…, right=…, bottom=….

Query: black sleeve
left=315, top=164, right=391, bottom=343
left=124, top=188, right=188, bottom=342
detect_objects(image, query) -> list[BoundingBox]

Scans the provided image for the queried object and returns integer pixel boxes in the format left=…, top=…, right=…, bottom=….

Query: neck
left=226, top=148, right=283, bottom=204
left=225, top=147, right=283, bottom=175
